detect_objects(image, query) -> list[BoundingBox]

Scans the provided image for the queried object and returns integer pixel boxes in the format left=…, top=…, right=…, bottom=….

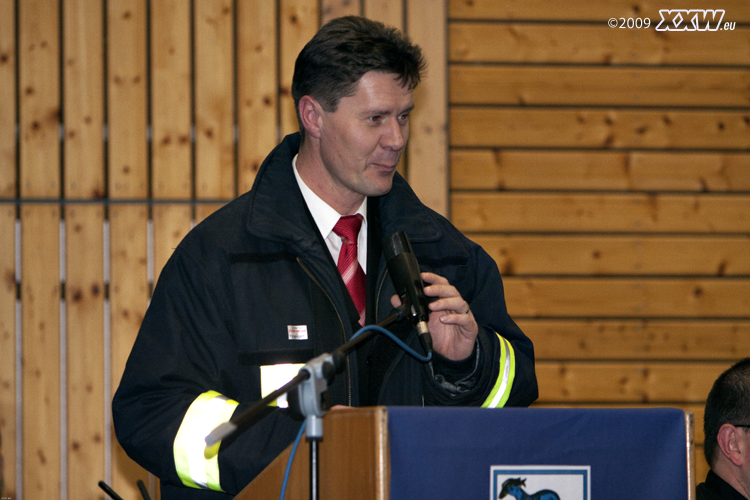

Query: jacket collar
left=245, top=132, right=443, bottom=249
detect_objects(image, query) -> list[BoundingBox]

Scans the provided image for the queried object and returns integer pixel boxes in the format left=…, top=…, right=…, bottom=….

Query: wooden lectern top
left=234, top=406, right=389, bottom=500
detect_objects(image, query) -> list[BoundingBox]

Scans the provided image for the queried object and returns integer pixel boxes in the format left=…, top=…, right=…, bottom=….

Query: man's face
left=315, top=71, right=414, bottom=213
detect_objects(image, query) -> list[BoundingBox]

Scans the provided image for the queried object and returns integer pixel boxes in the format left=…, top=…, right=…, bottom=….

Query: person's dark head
left=704, top=357, right=750, bottom=466
left=291, top=16, right=425, bottom=139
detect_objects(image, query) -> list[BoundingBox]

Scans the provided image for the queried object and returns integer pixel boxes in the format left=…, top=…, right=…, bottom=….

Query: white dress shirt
left=292, top=154, right=368, bottom=272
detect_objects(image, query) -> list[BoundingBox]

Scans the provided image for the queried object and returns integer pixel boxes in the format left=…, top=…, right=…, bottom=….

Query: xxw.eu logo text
left=655, top=9, right=732, bottom=31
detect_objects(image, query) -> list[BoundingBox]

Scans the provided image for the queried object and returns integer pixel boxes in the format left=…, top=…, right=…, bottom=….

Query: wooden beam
left=151, top=0, right=192, bottom=199
left=451, top=150, right=750, bottom=192
left=453, top=193, right=750, bottom=233
left=449, top=23, right=750, bottom=66
left=504, top=277, right=750, bottom=318
left=450, top=66, right=750, bottom=108
left=195, top=0, right=235, bottom=200
left=450, top=108, right=750, bottom=150
left=471, top=234, right=750, bottom=276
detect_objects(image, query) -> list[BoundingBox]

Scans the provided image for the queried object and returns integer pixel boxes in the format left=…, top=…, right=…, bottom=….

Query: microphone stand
left=206, top=307, right=407, bottom=500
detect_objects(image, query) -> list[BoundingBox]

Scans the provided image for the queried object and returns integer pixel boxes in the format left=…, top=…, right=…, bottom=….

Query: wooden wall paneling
left=407, top=0, right=449, bottom=216
left=0, top=0, right=15, bottom=198
left=470, top=235, right=750, bottom=277
left=445, top=0, right=748, bottom=490
left=195, top=0, right=235, bottom=200
left=63, top=0, right=105, bottom=200
left=151, top=0, right=192, bottom=200
left=535, top=361, right=731, bottom=404
left=519, top=319, right=750, bottom=361
left=448, top=0, right=750, bottom=23
left=279, top=0, right=320, bottom=137
left=450, top=108, right=750, bottom=149
left=65, top=204, right=105, bottom=500
left=503, top=277, right=750, bottom=318
left=696, top=453, right=709, bottom=488
left=152, top=204, right=192, bottom=286
left=365, top=0, right=404, bottom=28
left=451, top=150, right=750, bottom=192
left=449, top=23, right=750, bottom=66
left=322, top=0, right=361, bottom=23
left=21, top=204, right=61, bottom=500
left=107, top=0, right=148, bottom=199
left=0, top=205, right=16, bottom=497
left=453, top=193, right=750, bottom=233
left=109, top=204, right=150, bottom=499
left=450, top=66, right=750, bottom=108
left=236, top=0, right=278, bottom=193
left=19, top=0, right=60, bottom=199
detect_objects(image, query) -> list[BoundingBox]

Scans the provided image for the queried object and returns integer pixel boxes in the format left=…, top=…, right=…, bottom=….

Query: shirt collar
left=292, top=154, right=368, bottom=238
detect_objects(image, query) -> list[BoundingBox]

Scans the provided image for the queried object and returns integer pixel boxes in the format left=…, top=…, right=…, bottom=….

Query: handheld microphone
left=383, top=232, right=433, bottom=355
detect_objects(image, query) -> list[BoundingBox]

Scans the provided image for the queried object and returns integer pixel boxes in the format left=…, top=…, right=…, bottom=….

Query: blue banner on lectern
left=387, top=407, right=688, bottom=500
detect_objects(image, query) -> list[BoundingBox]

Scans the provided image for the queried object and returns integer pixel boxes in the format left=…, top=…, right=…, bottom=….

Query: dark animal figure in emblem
left=499, top=477, right=561, bottom=500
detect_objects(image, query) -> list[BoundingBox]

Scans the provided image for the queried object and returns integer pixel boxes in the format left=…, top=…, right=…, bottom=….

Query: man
left=697, top=358, right=750, bottom=499
left=113, top=16, right=537, bottom=499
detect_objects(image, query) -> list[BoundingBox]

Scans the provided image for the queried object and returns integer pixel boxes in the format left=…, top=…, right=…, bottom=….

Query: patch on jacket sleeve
left=261, top=363, right=304, bottom=408
left=287, top=325, right=308, bottom=340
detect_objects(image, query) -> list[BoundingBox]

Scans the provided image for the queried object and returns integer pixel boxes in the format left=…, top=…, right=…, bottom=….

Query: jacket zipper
left=375, top=269, right=390, bottom=320
left=297, top=258, right=352, bottom=406
left=376, top=268, right=426, bottom=406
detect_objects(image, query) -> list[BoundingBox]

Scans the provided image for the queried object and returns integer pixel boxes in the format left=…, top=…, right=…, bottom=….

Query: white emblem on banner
left=287, top=325, right=308, bottom=340
left=491, top=465, right=591, bottom=500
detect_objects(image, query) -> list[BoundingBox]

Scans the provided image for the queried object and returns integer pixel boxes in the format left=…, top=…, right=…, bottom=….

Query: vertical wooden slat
left=194, top=0, right=235, bottom=200
left=21, top=204, right=61, bottom=500
left=151, top=0, right=192, bottom=200
left=109, top=204, right=150, bottom=500
left=19, top=0, right=60, bottom=198
left=0, top=0, right=15, bottom=198
left=152, top=204, right=192, bottom=284
left=236, top=0, right=278, bottom=193
left=0, top=205, right=16, bottom=497
left=279, top=0, right=319, bottom=137
left=65, top=204, right=105, bottom=500
left=407, top=0, right=448, bottom=216
left=108, top=0, right=148, bottom=199
left=365, top=0, right=404, bottom=30
left=64, top=0, right=105, bottom=199
left=322, top=0, right=361, bottom=23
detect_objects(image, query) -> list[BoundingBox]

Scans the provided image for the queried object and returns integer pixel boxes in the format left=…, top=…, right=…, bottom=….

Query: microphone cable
left=278, top=323, right=431, bottom=499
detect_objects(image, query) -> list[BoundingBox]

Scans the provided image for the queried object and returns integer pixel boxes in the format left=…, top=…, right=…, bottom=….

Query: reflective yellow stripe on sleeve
left=174, top=390, right=239, bottom=492
left=481, top=334, right=516, bottom=408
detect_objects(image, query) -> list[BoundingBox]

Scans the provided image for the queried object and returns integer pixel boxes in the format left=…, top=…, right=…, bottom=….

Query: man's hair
left=291, top=16, right=425, bottom=135
left=703, top=357, right=750, bottom=466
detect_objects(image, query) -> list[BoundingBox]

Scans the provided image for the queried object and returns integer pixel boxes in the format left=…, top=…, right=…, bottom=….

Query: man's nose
left=382, top=119, right=406, bottom=151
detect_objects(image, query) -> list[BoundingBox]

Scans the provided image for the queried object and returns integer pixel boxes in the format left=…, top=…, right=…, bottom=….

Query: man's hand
left=391, top=271, right=478, bottom=361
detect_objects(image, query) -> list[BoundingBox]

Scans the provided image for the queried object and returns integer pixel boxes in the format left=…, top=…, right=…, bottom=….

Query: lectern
left=235, top=406, right=695, bottom=500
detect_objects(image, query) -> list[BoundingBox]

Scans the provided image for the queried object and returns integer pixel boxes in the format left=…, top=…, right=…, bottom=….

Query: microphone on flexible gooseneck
left=383, top=231, right=433, bottom=356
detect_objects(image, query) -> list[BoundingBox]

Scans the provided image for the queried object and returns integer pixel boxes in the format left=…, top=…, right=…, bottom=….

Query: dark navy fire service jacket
left=113, top=133, right=538, bottom=499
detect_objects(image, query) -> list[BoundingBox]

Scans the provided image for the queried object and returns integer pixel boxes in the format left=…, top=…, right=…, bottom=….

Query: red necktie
left=333, top=215, right=366, bottom=326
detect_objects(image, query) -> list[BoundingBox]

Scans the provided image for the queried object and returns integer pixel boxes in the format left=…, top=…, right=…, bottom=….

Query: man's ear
left=717, top=424, right=745, bottom=467
left=298, top=96, right=324, bottom=140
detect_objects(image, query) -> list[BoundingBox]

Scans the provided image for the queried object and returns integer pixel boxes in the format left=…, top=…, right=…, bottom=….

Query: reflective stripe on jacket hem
left=174, top=390, right=239, bottom=491
left=481, top=334, right=516, bottom=408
